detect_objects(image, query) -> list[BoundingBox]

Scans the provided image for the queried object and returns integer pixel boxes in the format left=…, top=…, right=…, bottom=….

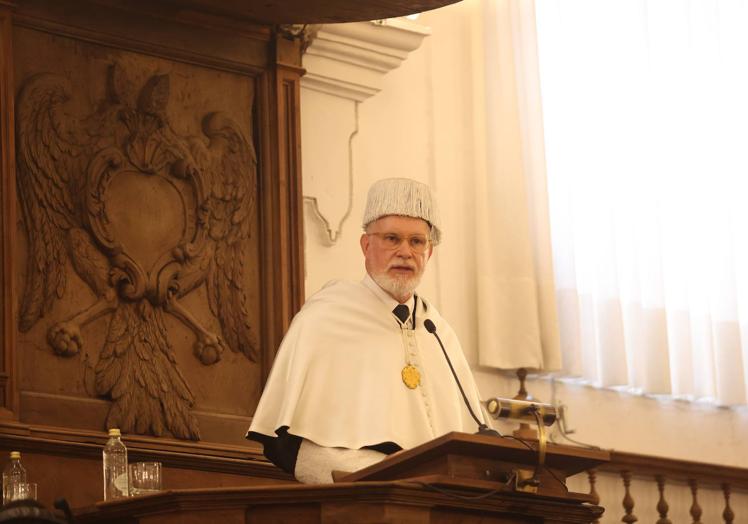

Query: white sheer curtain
left=474, top=0, right=562, bottom=372
left=535, top=0, right=748, bottom=405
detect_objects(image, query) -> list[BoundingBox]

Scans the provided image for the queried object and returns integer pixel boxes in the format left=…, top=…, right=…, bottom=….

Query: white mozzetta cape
left=247, top=276, right=485, bottom=451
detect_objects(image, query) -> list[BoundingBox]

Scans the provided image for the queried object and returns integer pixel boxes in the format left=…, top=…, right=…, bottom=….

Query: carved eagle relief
left=16, top=64, right=258, bottom=440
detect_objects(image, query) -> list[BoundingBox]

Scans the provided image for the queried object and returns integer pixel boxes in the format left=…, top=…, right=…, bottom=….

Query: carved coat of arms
left=16, top=64, right=258, bottom=440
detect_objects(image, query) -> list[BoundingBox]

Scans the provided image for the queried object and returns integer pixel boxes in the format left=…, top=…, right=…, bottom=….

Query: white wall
left=301, top=0, right=748, bottom=473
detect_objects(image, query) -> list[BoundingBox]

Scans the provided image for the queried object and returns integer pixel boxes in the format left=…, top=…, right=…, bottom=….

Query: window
left=535, top=0, right=748, bottom=405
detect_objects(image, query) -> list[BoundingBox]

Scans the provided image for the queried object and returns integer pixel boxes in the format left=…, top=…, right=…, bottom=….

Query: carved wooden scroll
left=15, top=63, right=259, bottom=440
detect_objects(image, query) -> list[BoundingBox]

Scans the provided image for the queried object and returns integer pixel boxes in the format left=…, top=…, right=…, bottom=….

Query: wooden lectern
left=74, top=432, right=608, bottom=523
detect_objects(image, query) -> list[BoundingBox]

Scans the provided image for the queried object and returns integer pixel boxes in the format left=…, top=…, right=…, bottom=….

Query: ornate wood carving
left=15, top=63, right=259, bottom=440
left=0, top=0, right=304, bottom=507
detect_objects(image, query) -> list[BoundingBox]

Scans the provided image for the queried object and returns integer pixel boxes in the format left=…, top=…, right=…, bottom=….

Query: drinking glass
left=128, top=462, right=162, bottom=496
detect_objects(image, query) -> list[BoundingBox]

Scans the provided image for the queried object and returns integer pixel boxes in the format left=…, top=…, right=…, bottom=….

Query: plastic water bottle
left=102, top=428, right=129, bottom=500
left=2, top=451, right=27, bottom=504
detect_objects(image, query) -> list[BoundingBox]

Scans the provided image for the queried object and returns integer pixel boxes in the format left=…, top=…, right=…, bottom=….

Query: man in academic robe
left=247, top=177, right=486, bottom=483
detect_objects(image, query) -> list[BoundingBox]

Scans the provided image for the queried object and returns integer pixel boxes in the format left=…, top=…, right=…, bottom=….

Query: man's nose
left=395, top=239, right=413, bottom=257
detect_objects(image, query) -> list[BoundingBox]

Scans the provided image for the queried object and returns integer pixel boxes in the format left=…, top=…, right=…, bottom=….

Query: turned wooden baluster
left=722, top=483, right=735, bottom=524
left=688, top=479, right=702, bottom=524
left=621, top=470, right=638, bottom=524
left=655, top=475, right=671, bottom=524
left=587, top=469, right=600, bottom=524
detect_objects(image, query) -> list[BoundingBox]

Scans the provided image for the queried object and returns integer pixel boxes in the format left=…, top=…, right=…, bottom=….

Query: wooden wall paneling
left=0, top=2, right=16, bottom=420
left=256, top=32, right=305, bottom=382
left=0, top=0, right=307, bottom=507
left=12, top=0, right=272, bottom=76
left=275, top=33, right=305, bottom=337
left=0, top=424, right=294, bottom=508
left=13, top=21, right=264, bottom=443
left=255, top=67, right=278, bottom=385
left=11, top=450, right=291, bottom=510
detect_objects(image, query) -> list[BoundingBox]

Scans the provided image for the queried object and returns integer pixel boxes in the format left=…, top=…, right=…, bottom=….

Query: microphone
left=485, top=397, right=558, bottom=426
left=424, top=319, right=500, bottom=437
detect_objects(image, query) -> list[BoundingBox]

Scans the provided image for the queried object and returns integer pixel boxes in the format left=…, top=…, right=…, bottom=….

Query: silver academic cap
left=362, top=178, right=442, bottom=243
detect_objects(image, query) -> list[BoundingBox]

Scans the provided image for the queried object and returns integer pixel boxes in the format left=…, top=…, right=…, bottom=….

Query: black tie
left=393, top=304, right=410, bottom=325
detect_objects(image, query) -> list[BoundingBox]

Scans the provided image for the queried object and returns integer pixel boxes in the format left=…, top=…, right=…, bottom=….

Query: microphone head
left=424, top=319, right=437, bottom=333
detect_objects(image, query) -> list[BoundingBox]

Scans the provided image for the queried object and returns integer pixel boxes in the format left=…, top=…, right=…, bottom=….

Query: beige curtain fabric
left=474, top=0, right=561, bottom=371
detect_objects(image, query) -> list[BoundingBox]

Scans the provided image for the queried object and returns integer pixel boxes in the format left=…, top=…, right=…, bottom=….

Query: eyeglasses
left=367, top=232, right=432, bottom=254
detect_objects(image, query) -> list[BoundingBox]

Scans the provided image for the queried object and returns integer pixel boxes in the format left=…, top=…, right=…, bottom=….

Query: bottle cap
left=9, top=451, right=20, bottom=459
left=107, top=428, right=121, bottom=437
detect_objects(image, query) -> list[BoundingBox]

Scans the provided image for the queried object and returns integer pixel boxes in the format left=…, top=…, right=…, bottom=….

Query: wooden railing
left=566, top=450, right=748, bottom=523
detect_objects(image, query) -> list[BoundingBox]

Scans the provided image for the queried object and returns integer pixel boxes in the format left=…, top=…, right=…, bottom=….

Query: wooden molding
left=14, top=0, right=271, bottom=75
left=0, top=420, right=291, bottom=480
left=73, top=481, right=603, bottom=524
left=149, top=0, right=461, bottom=25
left=0, top=4, right=15, bottom=418
left=255, top=34, right=305, bottom=381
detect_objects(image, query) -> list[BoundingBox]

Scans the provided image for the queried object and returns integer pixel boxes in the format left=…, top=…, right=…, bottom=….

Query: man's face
left=360, top=215, right=433, bottom=303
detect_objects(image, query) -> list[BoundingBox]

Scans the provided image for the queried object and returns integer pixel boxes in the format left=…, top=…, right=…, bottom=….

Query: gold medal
left=401, top=364, right=421, bottom=389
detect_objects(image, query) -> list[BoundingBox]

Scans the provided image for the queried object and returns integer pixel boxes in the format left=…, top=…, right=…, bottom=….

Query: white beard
left=371, top=270, right=420, bottom=302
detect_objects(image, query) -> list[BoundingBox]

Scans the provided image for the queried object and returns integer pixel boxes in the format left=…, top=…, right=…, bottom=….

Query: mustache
left=388, top=261, right=416, bottom=271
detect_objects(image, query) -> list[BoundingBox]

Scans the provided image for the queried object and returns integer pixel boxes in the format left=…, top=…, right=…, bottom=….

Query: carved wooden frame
left=0, top=0, right=304, bottom=456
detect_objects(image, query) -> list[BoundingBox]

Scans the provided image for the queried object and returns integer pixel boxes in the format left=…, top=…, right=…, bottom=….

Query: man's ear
left=360, top=233, right=369, bottom=255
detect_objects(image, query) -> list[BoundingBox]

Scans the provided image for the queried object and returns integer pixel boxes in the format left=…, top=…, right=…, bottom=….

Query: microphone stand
left=425, top=320, right=555, bottom=492
left=424, top=319, right=501, bottom=438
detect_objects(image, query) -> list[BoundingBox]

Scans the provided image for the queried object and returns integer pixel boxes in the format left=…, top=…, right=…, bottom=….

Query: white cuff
left=294, top=438, right=387, bottom=484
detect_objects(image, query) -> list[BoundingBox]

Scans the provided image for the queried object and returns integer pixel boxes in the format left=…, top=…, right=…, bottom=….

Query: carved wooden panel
left=14, top=31, right=261, bottom=441
left=5, top=5, right=298, bottom=446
